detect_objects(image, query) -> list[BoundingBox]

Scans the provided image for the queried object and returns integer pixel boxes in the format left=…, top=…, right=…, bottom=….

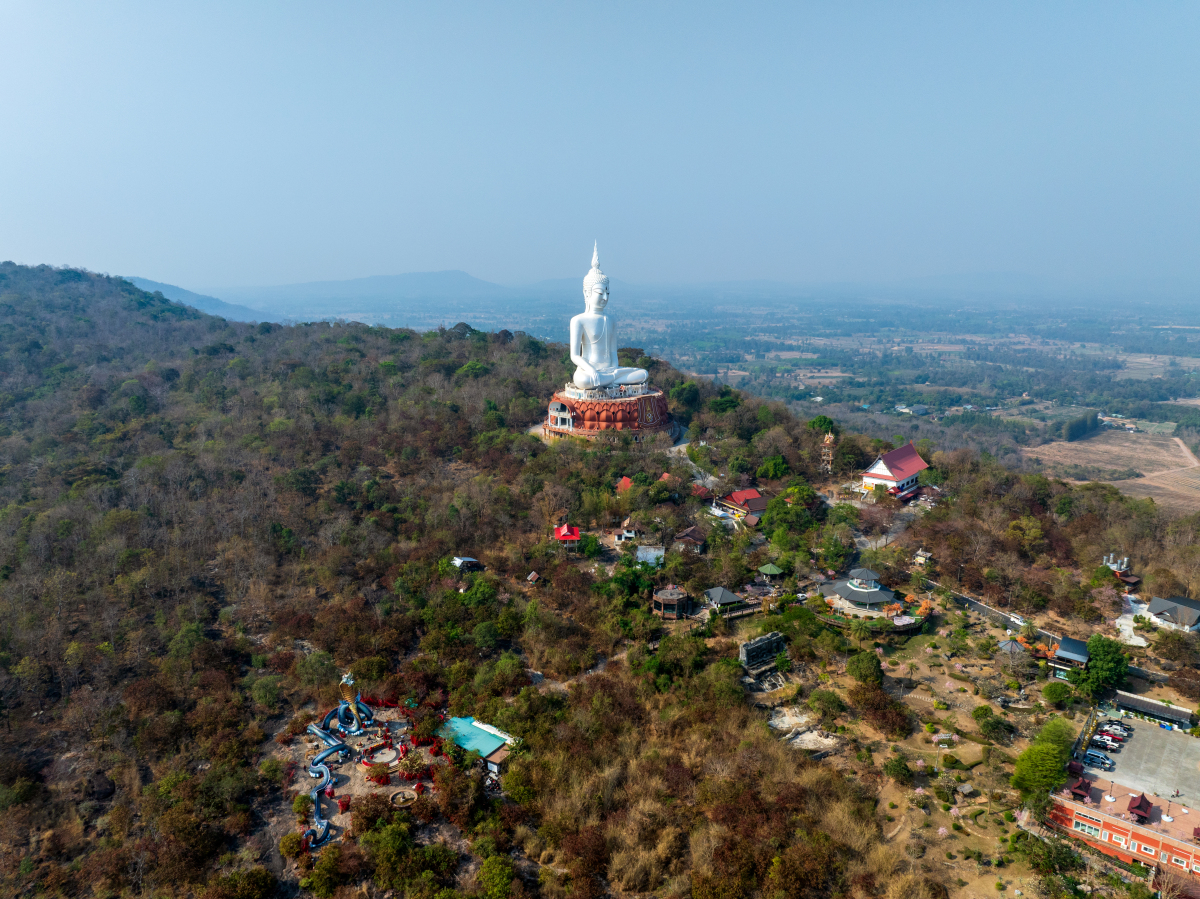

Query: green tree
left=805, top=594, right=830, bottom=615
left=279, top=833, right=303, bottom=859
left=251, top=676, right=281, bottom=709
left=1011, top=717, right=1076, bottom=804
left=296, top=651, right=337, bottom=687
left=760, top=490, right=815, bottom=536
left=279, top=467, right=320, bottom=497
left=579, top=533, right=602, bottom=559
left=980, top=715, right=1016, bottom=742
left=848, top=619, right=872, bottom=651
left=1041, top=682, right=1072, bottom=708
left=756, top=455, right=789, bottom=480
left=472, top=621, right=499, bottom=652
left=807, top=415, right=837, bottom=435
left=807, top=689, right=846, bottom=723
left=669, top=380, right=701, bottom=411
left=360, top=822, right=415, bottom=890
left=882, top=756, right=913, bottom=785
left=1011, top=742, right=1070, bottom=803
left=1006, top=516, right=1045, bottom=557
left=455, top=360, right=490, bottom=379
left=478, top=855, right=515, bottom=899
left=847, top=650, right=882, bottom=684
left=708, top=386, right=740, bottom=414
left=1067, top=635, right=1127, bottom=700
left=202, top=867, right=278, bottom=899
left=301, top=844, right=345, bottom=898
left=817, top=529, right=852, bottom=571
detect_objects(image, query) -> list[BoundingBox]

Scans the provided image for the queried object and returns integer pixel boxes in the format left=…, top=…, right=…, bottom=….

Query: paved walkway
left=854, top=508, right=917, bottom=551
left=1115, top=600, right=1151, bottom=647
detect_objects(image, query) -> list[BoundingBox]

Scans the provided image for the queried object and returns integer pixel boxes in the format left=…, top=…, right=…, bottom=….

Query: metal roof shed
left=1115, top=690, right=1194, bottom=725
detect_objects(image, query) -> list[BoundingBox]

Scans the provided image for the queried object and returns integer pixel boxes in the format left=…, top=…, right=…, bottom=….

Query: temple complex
left=543, top=245, right=674, bottom=441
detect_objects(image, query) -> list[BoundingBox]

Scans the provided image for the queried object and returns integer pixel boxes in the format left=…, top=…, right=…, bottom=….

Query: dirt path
left=1173, top=436, right=1200, bottom=468
left=1130, top=436, right=1200, bottom=478
left=533, top=650, right=628, bottom=695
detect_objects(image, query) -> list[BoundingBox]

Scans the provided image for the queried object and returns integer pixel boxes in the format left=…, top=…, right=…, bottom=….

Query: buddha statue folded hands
left=569, top=244, right=648, bottom=390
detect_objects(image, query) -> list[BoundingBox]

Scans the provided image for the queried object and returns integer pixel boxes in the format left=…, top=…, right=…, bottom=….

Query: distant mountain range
left=124, top=271, right=653, bottom=334
left=125, top=268, right=1174, bottom=333
left=124, top=277, right=290, bottom=323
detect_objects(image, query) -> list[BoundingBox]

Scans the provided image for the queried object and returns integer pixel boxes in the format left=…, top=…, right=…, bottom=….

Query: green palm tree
left=849, top=619, right=871, bottom=650
left=906, top=661, right=918, bottom=679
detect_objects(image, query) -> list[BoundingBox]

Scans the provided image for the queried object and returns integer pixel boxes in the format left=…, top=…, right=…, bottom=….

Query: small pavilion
left=829, top=568, right=895, bottom=611
left=653, top=585, right=691, bottom=619
left=997, top=639, right=1026, bottom=656
left=1128, top=793, right=1153, bottom=824
left=759, top=563, right=783, bottom=582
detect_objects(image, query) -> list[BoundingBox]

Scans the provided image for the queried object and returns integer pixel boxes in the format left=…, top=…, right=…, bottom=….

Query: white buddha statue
left=569, top=244, right=648, bottom=390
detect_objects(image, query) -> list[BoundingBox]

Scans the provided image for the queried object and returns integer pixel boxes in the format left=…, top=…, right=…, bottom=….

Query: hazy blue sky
left=2, top=3, right=1197, bottom=294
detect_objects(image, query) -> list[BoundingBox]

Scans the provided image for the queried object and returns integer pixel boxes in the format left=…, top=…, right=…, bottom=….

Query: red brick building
left=1048, top=786, right=1200, bottom=890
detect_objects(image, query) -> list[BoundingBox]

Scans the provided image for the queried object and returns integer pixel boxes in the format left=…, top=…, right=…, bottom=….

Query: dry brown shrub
left=819, top=798, right=881, bottom=855
left=686, top=823, right=728, bottom=877
left=512, top=823, right=542, bottom=857
left=608, top=845, right=662, bottom=892
left=883, top=873, right=949, bottom=899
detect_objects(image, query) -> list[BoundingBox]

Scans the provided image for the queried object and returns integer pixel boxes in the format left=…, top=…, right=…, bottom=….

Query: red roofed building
left=616, top=476, right=634, bottom=493
left=716, top=488, right=769, bottom=516
left=553, top=524, right=580, bottom=542
left=691, top=483, right=711, bottom=500
left=861, top=442, right=928, bottom=496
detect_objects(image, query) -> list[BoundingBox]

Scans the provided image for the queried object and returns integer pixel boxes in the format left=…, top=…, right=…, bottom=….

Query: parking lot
left=1098, top=719, right=1200, bottom=803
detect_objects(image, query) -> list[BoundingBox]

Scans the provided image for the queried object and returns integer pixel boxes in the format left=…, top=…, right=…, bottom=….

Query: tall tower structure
left=820, top=432, right=835, bottom=475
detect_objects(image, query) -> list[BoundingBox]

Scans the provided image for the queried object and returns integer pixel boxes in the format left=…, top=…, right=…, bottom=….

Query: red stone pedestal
left=543, top=387, right=673, bottom=441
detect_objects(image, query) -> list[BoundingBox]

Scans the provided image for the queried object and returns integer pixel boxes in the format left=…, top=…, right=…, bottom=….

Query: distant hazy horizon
left=5, top=4, right=1199, bottom=297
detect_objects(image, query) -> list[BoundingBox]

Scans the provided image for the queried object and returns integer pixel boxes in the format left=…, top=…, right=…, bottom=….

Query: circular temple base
left=543, top=387, right=673, bottom=441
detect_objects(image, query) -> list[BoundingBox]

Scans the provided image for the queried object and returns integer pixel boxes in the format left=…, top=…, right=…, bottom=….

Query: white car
left=1009, top=614, right=1026, bottom=627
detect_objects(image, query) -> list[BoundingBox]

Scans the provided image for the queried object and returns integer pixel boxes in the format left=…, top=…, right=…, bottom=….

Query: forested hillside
left=0, top=264, right=955, bottom=899
left=12, top=263, right=1200, bottom=899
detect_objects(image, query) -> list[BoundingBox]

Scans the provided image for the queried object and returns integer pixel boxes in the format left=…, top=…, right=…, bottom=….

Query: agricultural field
left=1020, top=431, right=1200, bottom=510
left=1113, top=353, right=1200, bottom=380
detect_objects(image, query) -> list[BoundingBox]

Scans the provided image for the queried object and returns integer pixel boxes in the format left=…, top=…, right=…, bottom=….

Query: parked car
left=1102, top=720, right=1133, bottom=735
left=1091, top=736, right=1121, bottom=751
left=1084, top=750, right=1115, bottom=770
left=1096, top=728, right=1126, bottom=741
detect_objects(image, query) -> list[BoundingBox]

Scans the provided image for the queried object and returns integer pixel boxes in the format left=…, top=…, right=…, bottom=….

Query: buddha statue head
left=582, top=242, right=610, bottom=311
